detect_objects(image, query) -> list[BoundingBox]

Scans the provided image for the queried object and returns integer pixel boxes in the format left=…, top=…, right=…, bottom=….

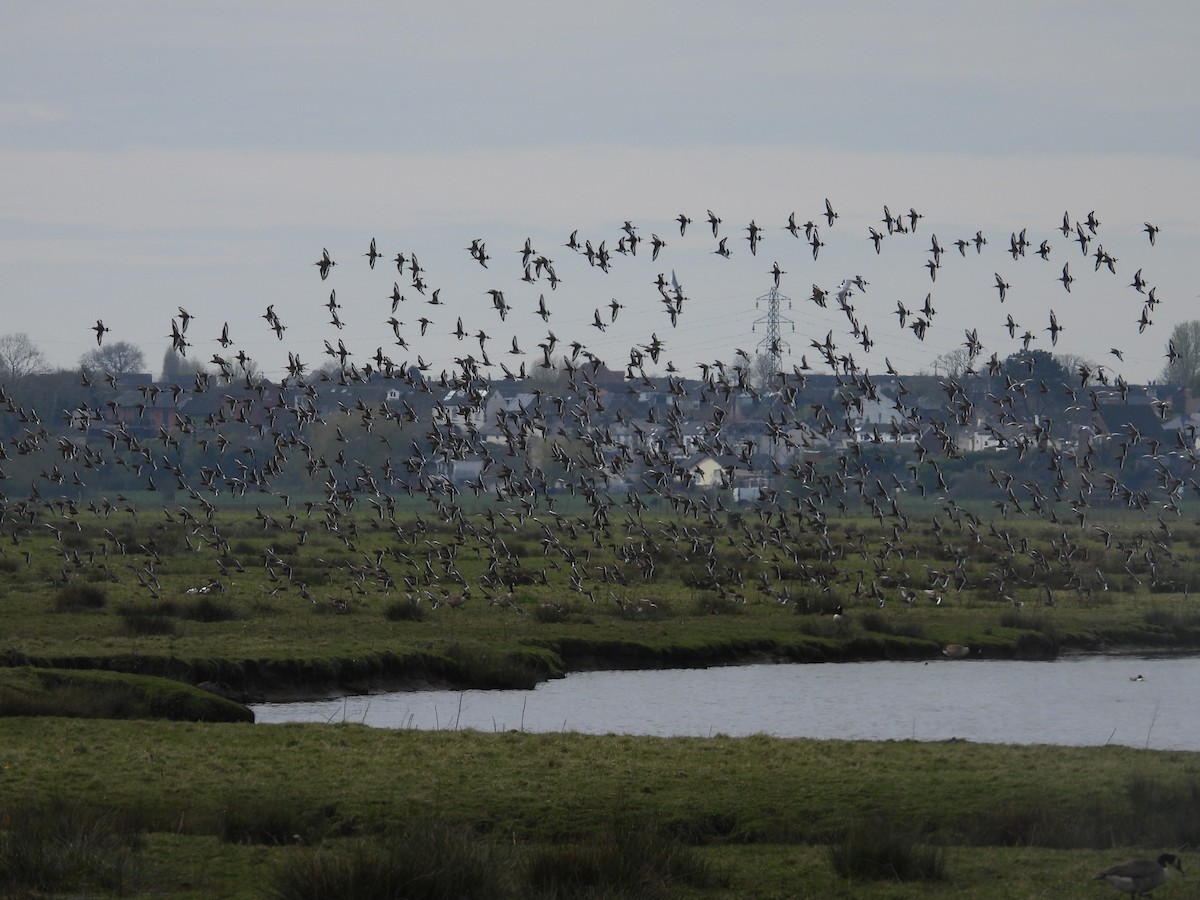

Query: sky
left=4, top=1, right=1199, bottom=386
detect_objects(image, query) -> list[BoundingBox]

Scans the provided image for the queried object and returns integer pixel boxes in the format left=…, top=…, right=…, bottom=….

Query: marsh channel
left=251, top=654, right=1200, bottom=750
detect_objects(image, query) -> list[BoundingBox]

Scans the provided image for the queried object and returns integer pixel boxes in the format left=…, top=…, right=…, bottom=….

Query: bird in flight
left=314, top=247, right=336, bottom=280
left=745, top=220, right=763, bottom=256
left=1046, top=309, right=1063, bottom=345
left=994, top=273, right=1010, bottom=302
left=769, top=261, right=785, bottom=289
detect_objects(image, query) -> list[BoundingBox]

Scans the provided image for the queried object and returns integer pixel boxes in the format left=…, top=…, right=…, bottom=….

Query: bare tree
left=312, top=359, right=345, bottom=381
left=1054, top=352, right=1099, bottom=385
left=0, top=332, right=49, bottom=384
left=1159, top=321, right=1200, bottom=392
left=932, top=348, right=972, bottom=379
left=236, top=354, right=264, bottom=385
left=750, top=353, right=781, bottom=390
left=80, top=340, right=146, bottom=377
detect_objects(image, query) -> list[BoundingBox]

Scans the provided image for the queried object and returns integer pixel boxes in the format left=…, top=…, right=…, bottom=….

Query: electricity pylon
left=752, top=285, right=794, bottom=371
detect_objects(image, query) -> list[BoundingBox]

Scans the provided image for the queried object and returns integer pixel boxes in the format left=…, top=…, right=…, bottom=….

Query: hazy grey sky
left=4, top=2, right=1198, bottom=383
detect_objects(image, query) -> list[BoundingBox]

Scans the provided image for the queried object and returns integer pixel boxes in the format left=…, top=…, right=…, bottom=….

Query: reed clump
left=52, top=582, right=108, bottom=611
left=859, top=610, right=925, bottom=638
left=1124, top=773, right=1200, bottom=848
left=826, top=819, right=946, bottom=882
left=267, top=820, right=516, bottom=900
left=116, top=602, right=179, bottom=636
left=1142, top=606, right=1200, bottom=636
left=693, top=594, right=745, bottom=616
left=940, top=773, right=1200, bottom=849
left=218, top=796, right=337, bottom=846
left=532, top=601, right=571, bottom=624
left=181, top=595, right=240, bottom=622
left=383, top=598, right=426, bottom=622
left=959, top=799, right=1086, bottom=848
left=524, top=814, right=721, bottom=899
left=0, top=798, right=146, bottom=896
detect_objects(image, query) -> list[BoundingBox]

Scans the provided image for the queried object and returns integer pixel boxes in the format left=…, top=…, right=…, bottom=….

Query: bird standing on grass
left=1097, top=853, right=1182, bottom=896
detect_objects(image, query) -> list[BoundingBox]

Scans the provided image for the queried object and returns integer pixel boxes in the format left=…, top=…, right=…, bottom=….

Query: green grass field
left=2, top=718, right=1197, bottom=897
left=3, top=503, right=1200, bottom=698
left=2, top=506, right=1199, bottom=896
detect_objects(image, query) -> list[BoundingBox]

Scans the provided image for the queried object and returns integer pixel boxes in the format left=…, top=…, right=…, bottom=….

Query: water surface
left=252, top=655, right=1200, bottom=750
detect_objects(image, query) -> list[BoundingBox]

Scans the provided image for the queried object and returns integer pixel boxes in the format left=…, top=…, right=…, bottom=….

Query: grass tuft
left=53, top=582, right=108, bottom=611
left=859, top=611, right=925, bottom=638
left=525, top=814, right=720, bottom=898
left=219, top=796, right=336, bottom=846
left=827, top=820, right=946, bottom=882
left=963, top=801, right=1077, bottom=847
left=533, top=602, right=571, bottom=624
left=1142, top=607, right=1200, bottom=634
left=117, top=603, right=179, bottom=636
left=267, top=820, right=515, bottom=900
left=999, top=608, right=1059, bottom=637
left=0, top=798, right=145, bottom=896
left=384, top=598, right=426, bottom=622
left=693, top=595, right=745, bottom=616
left=181, top=596, right=240, bottom=622
left=1125, top=773, right=1200, bottom=848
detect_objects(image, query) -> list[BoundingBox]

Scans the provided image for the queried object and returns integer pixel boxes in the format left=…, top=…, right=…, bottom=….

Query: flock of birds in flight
left=18, top=202, right=1188, bottom=891
left=3, top=195, right=1190, bottom=625
left=96, top=197, right=1169, bottom=396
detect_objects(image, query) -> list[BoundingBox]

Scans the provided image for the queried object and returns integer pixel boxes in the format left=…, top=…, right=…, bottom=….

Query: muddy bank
left=5, top=626, right=1199, bottom=706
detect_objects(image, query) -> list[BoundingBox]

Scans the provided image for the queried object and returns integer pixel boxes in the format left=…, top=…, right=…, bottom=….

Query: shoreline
left=8, top=632, right=1200, bottom=710
left=229, top=641, right=1200, bottom=706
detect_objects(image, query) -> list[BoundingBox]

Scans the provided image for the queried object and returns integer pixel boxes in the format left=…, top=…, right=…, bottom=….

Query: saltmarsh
left=2, top=505, right=1200, bottom=896
left=2, top=718, right=1198, bottom=897
left=1, top=503, right=1199, bottom=698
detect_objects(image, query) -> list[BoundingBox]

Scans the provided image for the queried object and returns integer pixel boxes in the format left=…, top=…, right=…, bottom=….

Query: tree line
left=3, top=321, right=1200, bottom=395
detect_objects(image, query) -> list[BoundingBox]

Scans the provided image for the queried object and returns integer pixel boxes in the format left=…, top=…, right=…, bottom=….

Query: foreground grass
left=1, top=718, right=1197, bottom=897
left=69, top=839, right=1186, bottom=899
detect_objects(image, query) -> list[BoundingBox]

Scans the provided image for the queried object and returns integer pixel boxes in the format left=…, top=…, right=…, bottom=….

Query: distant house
left=1161, top=412, right=1200, bottom=449
left=1089, top=400, right=1169, bottom=447
left=111, top=387, right=191, bottom=433
left=678, top=453, right=732, bottom=489
left=677, top=452, right=766, bottom=491
left=450, top=458, right=485, bottom=485
left=855, top=392, right=904, bottom=427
